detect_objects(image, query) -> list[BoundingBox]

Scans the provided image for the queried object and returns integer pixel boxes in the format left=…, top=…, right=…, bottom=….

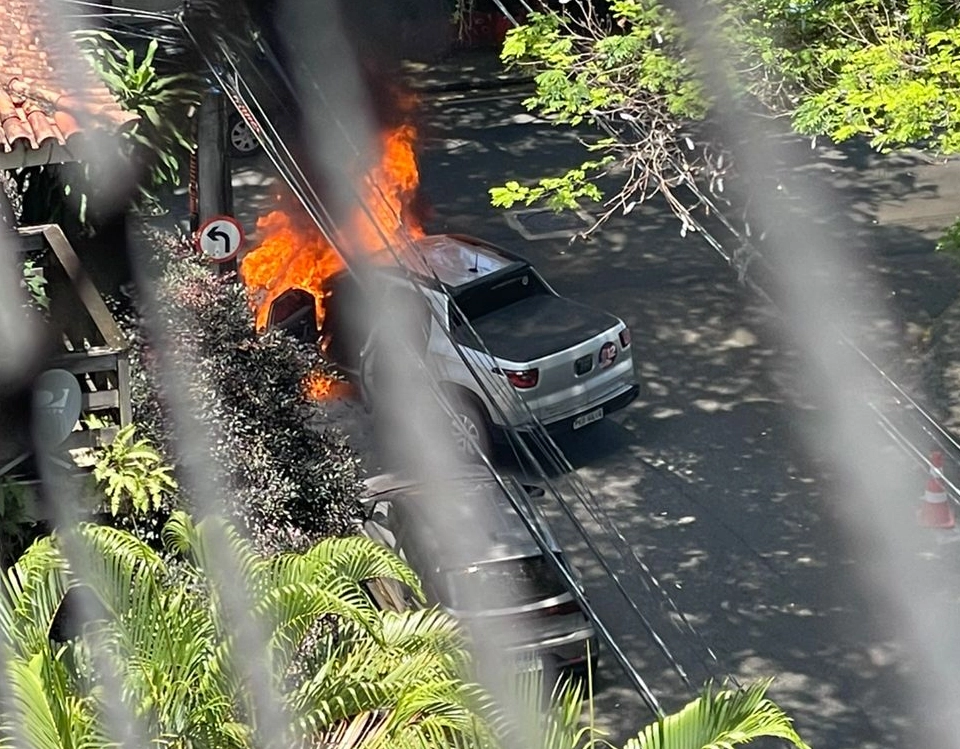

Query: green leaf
left=4, top=653, right=65, bottom=749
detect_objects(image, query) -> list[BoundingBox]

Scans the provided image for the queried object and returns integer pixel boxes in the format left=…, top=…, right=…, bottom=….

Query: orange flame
left=241, top=210, right=346, bottom=331
left=356, top=124, right=426, bottom=248
left=303, top=369, right=336, bottom=401
left=240, top=124, right=425, bottom=335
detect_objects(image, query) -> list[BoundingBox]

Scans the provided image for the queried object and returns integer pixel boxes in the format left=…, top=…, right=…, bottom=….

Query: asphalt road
left=412, top=79, right=960, bottom=749
left=221, top=56, right=960, bottom=748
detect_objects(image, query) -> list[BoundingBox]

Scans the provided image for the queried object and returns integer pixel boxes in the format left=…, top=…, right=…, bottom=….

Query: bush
left=936, top=215, right=960, bottom=261
left=76, top=30, right=203, bottom=206
left=122, top=226, right=363, bottom=553
left=93, top=422, right=177, bottom=512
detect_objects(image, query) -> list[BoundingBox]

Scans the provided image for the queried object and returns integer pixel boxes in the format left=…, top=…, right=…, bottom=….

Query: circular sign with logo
left=196, top=215, right=245, bottom=263
left=598, top=341, right=618, bottom=369
left=32, top=369, right=82, bottom=448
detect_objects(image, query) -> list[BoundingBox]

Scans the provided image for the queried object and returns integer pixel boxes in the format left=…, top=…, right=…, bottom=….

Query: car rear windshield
left=451, top=267, right=550, bottom=325
left=442, top=554, right=568, bottom=610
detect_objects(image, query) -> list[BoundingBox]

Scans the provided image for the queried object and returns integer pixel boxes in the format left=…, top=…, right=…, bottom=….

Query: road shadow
left=414, top=86, right=960, bottom=747
left=222, top=59, right=960, bottom=747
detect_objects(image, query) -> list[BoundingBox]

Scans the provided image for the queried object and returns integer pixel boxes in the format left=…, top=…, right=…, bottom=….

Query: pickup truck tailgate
left=453, top=295, right=620, bottom=361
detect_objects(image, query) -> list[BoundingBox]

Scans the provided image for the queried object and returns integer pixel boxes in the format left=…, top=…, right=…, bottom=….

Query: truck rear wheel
left=450, top=398, right=491, bottom=462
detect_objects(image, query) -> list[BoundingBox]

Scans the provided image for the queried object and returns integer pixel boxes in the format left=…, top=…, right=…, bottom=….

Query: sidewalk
left=402, top=48, right=532, bottom=94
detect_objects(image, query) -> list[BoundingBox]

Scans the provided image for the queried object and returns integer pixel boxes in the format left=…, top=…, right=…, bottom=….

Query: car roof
left=405, top=235, right=513, bottom=287
left=363, top=473, right=558, bottom=567
left=373, top=234, right=527, bottom=290
left=338, top=234, right=532, bottom=296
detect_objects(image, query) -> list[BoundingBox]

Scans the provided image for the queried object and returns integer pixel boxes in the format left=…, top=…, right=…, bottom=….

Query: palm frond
left=292, top=679, right=397, bottom=734
left=625, top=679, right=811, bottom=749
left=0, top=538, right=65, bottom=645
left=2, top=515, right=546, bottom=749
left=70, top=523, right=165, bottom=623
left=2, top=651, right=68, bottom=749
left=484, top=667, right=594, bottom=749
left=263, top=578, right=382, bottom=677
left=164, top=512, right=265, bottom=594
left=378, top=608, right=465, bottom=653
left=278, top=536, right=424, bottom=602
left=380, top=679, right=500, bottom=749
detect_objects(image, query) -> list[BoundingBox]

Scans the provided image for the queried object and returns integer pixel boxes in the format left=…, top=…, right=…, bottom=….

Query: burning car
left=266, top=233, right=639, bottom=458
left=351, top=234, right=637, bottom=456
left=240, top=125, right=637, bottom=456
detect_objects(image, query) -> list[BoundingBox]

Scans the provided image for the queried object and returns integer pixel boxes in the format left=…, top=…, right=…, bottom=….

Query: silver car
left=360, top=472, right=598, bottom=676
left=320, top=234, right=639, bottom=458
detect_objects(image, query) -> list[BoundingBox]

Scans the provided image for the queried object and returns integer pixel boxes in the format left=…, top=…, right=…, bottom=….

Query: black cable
left=180, top=17, right=685, bottom=712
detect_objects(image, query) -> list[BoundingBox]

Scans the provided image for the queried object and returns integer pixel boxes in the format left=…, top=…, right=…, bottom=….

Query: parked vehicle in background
left=293, top=233, right=639, bottom=459
left=228, top=111, right=263, bottom=156
left=360, top=471, right=598, bottom=677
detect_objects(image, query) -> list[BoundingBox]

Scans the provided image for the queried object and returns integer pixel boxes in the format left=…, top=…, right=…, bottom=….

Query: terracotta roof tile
left=0, top=0, right=139, bottom=160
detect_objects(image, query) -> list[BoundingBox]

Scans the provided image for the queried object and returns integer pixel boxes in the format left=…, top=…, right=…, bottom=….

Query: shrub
left=936, top=215, right=960, bottom=261
left=76, top=30, right=203, bottom=206
left=122, top=226, right=363, bottom=552
left=93, top=423, right=177, bottom=516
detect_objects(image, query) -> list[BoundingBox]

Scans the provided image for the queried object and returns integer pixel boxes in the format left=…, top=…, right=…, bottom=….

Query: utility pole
left=196, top=86, right=236, bottom=275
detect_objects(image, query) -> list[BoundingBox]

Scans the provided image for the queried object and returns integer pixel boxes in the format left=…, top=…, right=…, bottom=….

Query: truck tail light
left=534, top=600, right=582, bottom=618
left=504, top=368, right=539, bottom=389
left=619, top=327, right=632, bottom=348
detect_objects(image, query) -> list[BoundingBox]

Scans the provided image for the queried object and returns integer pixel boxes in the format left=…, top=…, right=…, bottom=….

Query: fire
left=303, top=372, right=358, bottom=402
left=303, top=369, right=336, bottom=401
left=356, top=124, right=426, bottom=248
left=241, top=210, right=346, bottom=331
left=240, top=124, right=425, bottom=334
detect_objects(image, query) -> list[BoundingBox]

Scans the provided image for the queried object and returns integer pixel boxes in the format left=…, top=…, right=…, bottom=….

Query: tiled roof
left=0, top=0, right=139, bottom=164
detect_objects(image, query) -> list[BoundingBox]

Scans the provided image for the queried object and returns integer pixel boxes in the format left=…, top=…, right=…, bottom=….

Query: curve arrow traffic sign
left=196, top=216, right=245, bottom=263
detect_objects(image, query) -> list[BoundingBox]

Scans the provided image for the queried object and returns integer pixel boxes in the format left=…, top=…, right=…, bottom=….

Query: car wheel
left=450, top=398, right=491, bottom=461
left=228, top=114, right=261, bottom=157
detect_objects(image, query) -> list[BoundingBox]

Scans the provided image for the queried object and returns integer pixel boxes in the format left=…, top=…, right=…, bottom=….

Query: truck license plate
left=514, top=652, right=544, bottom=674
left=573, top=407, right=603, bottom=430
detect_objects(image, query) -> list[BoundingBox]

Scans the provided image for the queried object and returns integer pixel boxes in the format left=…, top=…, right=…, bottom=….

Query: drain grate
left=506, top=208, right=595, bottom=240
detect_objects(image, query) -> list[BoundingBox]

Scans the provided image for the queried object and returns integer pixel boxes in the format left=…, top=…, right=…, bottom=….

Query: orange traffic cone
left=918, top=451, right=955, bottom=529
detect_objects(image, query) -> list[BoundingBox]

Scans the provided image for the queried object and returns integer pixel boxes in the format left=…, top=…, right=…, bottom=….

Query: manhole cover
left=506, top=208, right=595, bottom=240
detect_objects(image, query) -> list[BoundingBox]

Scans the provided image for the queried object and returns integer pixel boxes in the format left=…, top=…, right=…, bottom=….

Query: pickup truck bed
left=453, top=295, right=621, bottom=362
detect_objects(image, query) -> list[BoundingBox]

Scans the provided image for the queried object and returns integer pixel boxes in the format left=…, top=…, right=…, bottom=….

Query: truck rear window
left=451, top=268, right=550, bottom=325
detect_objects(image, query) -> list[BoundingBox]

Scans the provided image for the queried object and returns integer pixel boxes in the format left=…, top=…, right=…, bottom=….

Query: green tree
left=490, top=0, right=960, bottom=235
left=736, top=0, right=960, bottom=153
left=0, top=514, right=496, bottom=749
left=492, top=2, right=716, bottom=235
left=76, top=29, right=203, bottom=210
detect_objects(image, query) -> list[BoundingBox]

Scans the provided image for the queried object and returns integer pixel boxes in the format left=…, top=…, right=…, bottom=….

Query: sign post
left=195, top=215, right=245, bottom=265
left=196, top=88, right=234, bottom=271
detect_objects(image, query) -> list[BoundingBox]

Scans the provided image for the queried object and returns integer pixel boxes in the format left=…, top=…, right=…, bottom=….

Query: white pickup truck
left=271, top=234, right=639, bottom=458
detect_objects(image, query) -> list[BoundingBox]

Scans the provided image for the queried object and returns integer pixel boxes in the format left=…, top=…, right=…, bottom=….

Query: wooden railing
left=4, top=225, right=131, bottom=473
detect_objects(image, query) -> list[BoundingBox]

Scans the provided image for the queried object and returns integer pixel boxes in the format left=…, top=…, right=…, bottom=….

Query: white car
left=272, top=234, right=639, bottom=457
